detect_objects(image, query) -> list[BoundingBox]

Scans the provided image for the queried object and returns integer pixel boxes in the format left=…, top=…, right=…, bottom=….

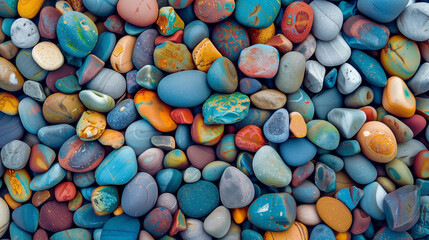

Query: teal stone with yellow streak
left=163, top=149, right=189, bottom=170
left=55, top=75, right=81, bottom=93
left=385, top=158, right=414, bottom=186
left=247, top=193, right=296, bottom=231
left=51, top=228, right=92, bottom=240
left=202, top=161, right=230, bottom=181
left=307, top=120, right=340, bottom=150
left=234, top=0, right=281, bottom=28
left=3, top=169, right=32, bottom=202
left=0, top=0, right=18, bottom=18
left=91, top=186, right=119, bottom=216
left=79, top=90, right=115, bottom=113
left=236, top=152, right=254, bottom=176
left=202, top=92, right=250, bottom=125
left=57, top=11, right=98, bottom=58
left=156, top=6, right=185, bottom=36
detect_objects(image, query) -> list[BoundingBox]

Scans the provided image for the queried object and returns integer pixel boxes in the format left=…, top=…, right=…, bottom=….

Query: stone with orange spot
left=98, top=129, right=125, bottom=149
left=356, top=121, right=397, bottom=163
left=192, top=38, right=222, bottom=72
left=382, top=76, right=416, bottom=118
left=111, top=35, right=137, bottom=74
left=0, top=57, right=24, bottom=92
left=248, top=23, right=276, bottom=45
left=154, top=30, right=183, bottom=46
left=0, top=92, right=19, bottom=115
left=76, top=110, right=107, bottom=141
left=3, top=169, right=32, bottom=202
left=113, top=205, right=124, bottom=216
left=169, top=209, right=186, bottom=236
left=238, top=44, right=279, bottom=79
left=414, top=150, right=429, bottom=179
left=29, top=144, right=56, bottom=173
left=335, top=232, right=352, bottom=240
left=42, top=93, right=85, bottom=124
left=4, top=193, right=22, bottom=210
left=171, top=108, right=193, bottom=124
left=156, top=6, right=184, bottom=36
left=359, top=106, right=377, bottom=122
left=134, top=89, right=178, bottom=132
left=281, top=2, right=314, bottom=44
left=191, top=113, right=224, bottom=146
left=154, top=41, right=195, bottom=73
left=289, top=111, right=307, bottom=138
left=266, top=34, right=293, bottom=54
left=232, top=207, right=248, bottom=225
left=263, top=221, right=308, bottom=240
left=316, top=197, right=353, bottom=233
left=235, top=125, right=267, bottom=152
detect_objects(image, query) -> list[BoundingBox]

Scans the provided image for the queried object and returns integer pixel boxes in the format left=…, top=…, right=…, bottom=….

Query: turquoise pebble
left=234, top=0, right=281, bottom=28
left=336, top=140, right=361, bottom=156
left=136, top=65, right=164, bottom=90
left=93, top=228, right=102, bottom=240
left=202, top=92, right=250, bottom=125
left=236, top=152, right=254, bottom=176
left=335, top=186, right=364, bottom=211
left=81, top=187, right=96, bottom=201
left=373, top=226, right=413, bottom=240
left=363, top=221, right=375, bottom=238
left=175, top=124, right=193, bottom=150
left=177, top=180, right=220, bottom=218
left=280, top=138, right=317, bottom=167
left=409, top=203, right=429, bottom=239
left=357, top=0, right=408, bottom=23
left=158, top=70, right=211, bottom=108
left=156, top=168, right=183, bottom=193
left=79, top=90, right=115, bottom=112
left=9, top=222, right=31, bottom=240
left=310, top=224, right=335, bottom=240
left=0, top=0, right=17, bottom=17
left=124, top=22, right=151, bottom=35
left=339, top=0, right=357, bottom=20
left=360, top=182, right=387, bottom=220
left=30, top=163, right=66, bottom=191
left=95, top=146, right=137, bottom=185
left=183, top=167, right=201, bottom=183
left=240, top=78, right=262, bottom=94
left=349, top=50, right=387, bottom=87
left=314, top=162, right=336, bottom=193
left=18, top=97, right=47, bottom=134
left=370, top=85, right=383, bottom=105
left=125, top=119, right=160, bottom=155
left=101, top=214, right=140, bottom=240
left=344, top=154, right=376, bottom=184
left=37, top=124, right=76, bottom=149
left=286, top=88, right=315, bottom=122
left=307, top=120, right=340, bottom=151
left=91, top=31, right=116, bottom=62
left=234, top=108, right=271, bottom=129
left=207, top=57, right=238, bottom=93
left=176, top=3, right=196, bottom=24
left=202, top=161, right=230, bottom=182
left=352, top=234, right=366, bottom=240
left=73, top=204, right=111, bottom=228
left=82, top=0, right=118, bottom=17
left=107, top=99, right=138, bottom=131
left=318, top=154, right=344, bottom=172
left=216, top=134, right=237, bottom=162
left=15, top=48, right=48, bottom=81
left=51, top=228, right=92, bottom=240
left=263, top=108, right=289, bottom=143
left=183, top=20, right=209, bottom=50
left=311, top=88, right=343, bottom=120
left=57, top=11, right=98, bottom=57
left=55, top=75, right=81, bottom=93
left=242, top=229, right=263, bottom=240
left=253, top=146, right=292, bottom=187
left=59, top=44, right=84, bottom=67
left=292, top=180, right=320, bottom=203
left=12, top=204, right=39, bottom=233
left=247, top=193, right=296, bottom=231
left=417, top=178, right=429, bottom=195
left=324, top=68, right=337, bottom=88
left=211, top=18, right=249, bottom=62
left=73, top=171, right=95, bottom=188
left=1, top=18, right=14, bottom=36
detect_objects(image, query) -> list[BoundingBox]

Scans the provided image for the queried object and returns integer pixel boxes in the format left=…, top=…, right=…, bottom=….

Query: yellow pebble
left=76, top=110, right=106, bottom=141
left=98, top=129, right=125, bottom=149
left=264, top=221, right=308, bottom=240
left=113, top=205, right=124, bottom=216
left=18, top=0, right=44, bottom=18
left=0, top=92, right=19, bottom=115
left=192, top=38, right=222, bottom=72
left=4, top=193, right=22, bottom=210
left=248, top=23, right=276, bottom=45
left=56, top=0, right=73, bottom=14
left=232, top=207, right=248, bottom=224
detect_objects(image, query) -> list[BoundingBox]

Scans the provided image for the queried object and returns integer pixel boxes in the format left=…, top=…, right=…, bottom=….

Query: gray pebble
left=275, top=51, right=306, bottom=94
left=337, top=63, right=361, bottom=95
left=310, top=0, right=343, bottom=41
left=10, top=18, right=40, bottom=48
left=315, top=34, right=351, bottom=67
left=408, top=62, right=429, bottom=96
left=86, top=68, right=126, bottom=99
left=22, top=133, right=41, bottom=147
left=396, top=139, right=427, bottom=166
left=1, top=140, right=30, bottom=170
left=304, top=60, right=325, bottom=93
left=219, top=166, right=254, bottom=209
left=183, top=167, right=201, bottom=183
left=293, top=34, right=317, bottom=60
left=218, top=222, right=241, bottom=240
left=203, top=206, right=231, bottom=238
left=23, top=80, right=46, bottom=102
left=155, top=193, right=178, bottom=215
left=180, top=218, right=212, bottom=240
left=397, top=3, right=429, bottom=41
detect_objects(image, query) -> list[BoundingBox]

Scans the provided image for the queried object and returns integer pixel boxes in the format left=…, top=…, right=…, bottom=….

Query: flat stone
left=310, top=0, right=343, bottom=41
left=275, top=51, right=306, bottom=94
left=219, top=166, right=254, bottom=209
left=397, top=3, right=429, bottom=41
left=23, top=81, right=46, bottom=102
left=1, top=140, right=30, bottom=170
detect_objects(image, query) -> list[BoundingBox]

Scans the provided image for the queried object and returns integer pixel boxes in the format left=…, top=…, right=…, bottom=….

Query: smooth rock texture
left=315, top=34, right=351, bottom=67
left=204, top=206, right=231, bottom=238
left=121, top=172, right=158, bottom=217
left=304, top=60, right=325, bottom=93
left=344, top=154, right=377, bottom=185
left=310, top=0, right=343, bottom=41
left=1, top=140, right=30, bottom=170
left=219, top=166, right=254, bottom=209
left=327, top=108, right=366, bottom=139
left=238, top=44, right=279, bottom=79
left=275, top=51, right=306, bottom=94
left=253, top=146, right=292, bottom=187
left=337, top=63, right=361, bottom=94
left=307, top=120, right=340, bottom=150
left=397, top=3, right=429, bottom=41
left=384, top=185, right=420, bottom=232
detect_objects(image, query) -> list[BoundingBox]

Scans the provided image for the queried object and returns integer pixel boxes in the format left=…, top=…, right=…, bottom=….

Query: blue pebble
left=291, top=180, right=320, bottom=204
left=318, top=154, right=344, bottom=172
left=363, top=220, right=375, bottom=239
left=311, top=88, right=343, bottom=120
left=240, top=78, right=262, bottom=94
left=351, top=234, right=367, bottom=240
left=81, top=187, right=97, bottom=201
left=234, top=0, right=281, bottom=28
left=280, top=138, right=317, bottom=167
left=176, top=4, right=196, bottom=24
left=126, top=70, right=140, bottom=94
left=124, top=22, right=151, bottom=35
left=82, top=0, right=118, bottom=17
left=324, top=68, right=337, bottom=88
left=156, top=168, right=183, bottom=193
left=336, top=140, right=361, bottom=157
left=339, top=0, right=357, bottom=20
left=242, top=229, right=263, bottom=240
left=0, top=113, right=24, bottom=148
left=2, top=18, right=15, bottom=36
left=357, top=0, right=408, bottom=23
left=263, top=108, right=290, bottom=143
left=344, top=154, right=377, bottom=184
left=360, top=182, right=386, bottom=220
left=91, top=32, right=116, bottom=62
left=15, top=48, right=48, bottom=81
left=101, top=214, right=140, bottom=240
left=18, top=97, right=47, bottom=134
left=183, top=20, right=209, bottom=50
left=369, top=85, right=383, bottom=105
left=9, top=222, right=32, bottom=240
left=125, top=119, right=160, bottom=156
left=12, top=203, right=39, bottom=233
left=177, top=180, right=220, bottom=218
left=74, top=204, right=111, bottom=228
left=335, top=186, right=364, bottom=211
left=234, top=108, right=271, bottom=129
left=107, top=99, right=138, bottom=130
left=37, top=124, right=76, bottom=150
left=51, top=228, right=92, bottom=240
left=93, top=229, right=102, bottom=240
left=310, top=224, right=335, bottom=240
left=418, top=178, right=429, bottom=196
left=349, top=50, right=387, bottom=87
left=95, top=146, right=137, bottom=185
left=73, top=171, right=96, bottom=188
left=30, top=163, right=66, bottom=191
left=175, top=124, right=193, bottom=151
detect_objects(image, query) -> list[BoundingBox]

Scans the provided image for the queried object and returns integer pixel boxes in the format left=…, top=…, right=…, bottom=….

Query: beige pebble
left=32, top=42, right=64, bottom=71
left=296, top=204, right=321, bottom=226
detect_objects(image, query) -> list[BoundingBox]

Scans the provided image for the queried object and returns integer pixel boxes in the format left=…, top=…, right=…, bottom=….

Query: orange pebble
left=68, top=191, right=83, bottom=211
left=264, top=221, right=308, bottom=240
left=359, top=106, right=377, bottom=122
left=289, top=111, right=307, bottom=138
left=192, top=38, right=222, bottom=72
left=98, top=129, right=125, bottom=148
left=382, top=76, right=416, bottom=118
left=113, top=205, right=124, bottom=216
left=111, top=35, right=137, bottom=74
left=316, top=197, right=352, bottom=233
left=155, top=30, right=183, bottom=46
left=266, top=34, right=293, bottom=54
left=4, top=193, right=22, bottom=210
left=0, top=92, right=19, bottom=115
left=171, top=108, right=193, bottom=124
left=232, top=207, right=248, bottom=224
left=32, top=190, right=52, bottom=207
left=335, top=232, right=352, bottom=240
left=248, top=23, right=276, bottom=45
left=55, top=182, right=76, bottom=202
left=76, top=110, right=107, bottom=141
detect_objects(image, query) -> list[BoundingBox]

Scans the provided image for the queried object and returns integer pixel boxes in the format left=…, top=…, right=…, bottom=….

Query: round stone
left=10, top=18, right=39, bottom=48
left=177, top=180, right=219, bottom=218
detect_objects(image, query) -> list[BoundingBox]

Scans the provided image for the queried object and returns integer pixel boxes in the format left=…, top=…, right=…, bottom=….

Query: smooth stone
left=37, top=124, right=75, bottom=150
left=384, top=185, right=420, bottom=232
left=336, top=140, right=361, bottom=156
left=289, top=111, right=307, bottom=138
left=311, top=87, right=343, bottom=120
left=15, top=48, right=48, bottom=81
left=55, top=75, right=81, bottom=94
left=1, top=140, right=30, bottom=170
left=191, top=113, right=223, bottom=146
left=342, top=15, right=390, bottom=50
left=110, top=35, right=136, bottom=73
left=183, top=20, right=209, bottom=50
left=90, top=185, right=119, bottom=216
left=337, top=63, right=361, bottom=94
left=164, top=149, right=189, bottom=170
left=385, top=158, right=414, bottom=186
left=12, top=203, right=38, bottom=233
left=219, top=166, right=254, bottom=209
left=238, top=44, right=279, bottom=79
left=186, top=145, right=215, bottom=170
left=126, top=70, right=140, bottom=94
left=156, top=168, right=182, bottom=193
left=286, top=89, right=315, bottom=122
left=95, top=146, right=137, bottom=185
left=203, top=206, right=231, bottom=238
left=281, top=2, right=313, bottom=43
left=73, top=204, right=110, bottom=228
left=10, top=18, right=39, bottom=48
left=291, top=161, right=315, bottom=187
left=0, top=0, right=17, bottom=18
left=175, top=124, right=193, bottom=150
left=32, top=41, right=64, bottom=71
left=408, top=60, right=429, bottom=96
left=23, top=81, right=46, bottom=102
left=304, top=60, right=325, bottom=93
left=79, top=90, right=115, bottom=113
left=135, top=65, right=163, bottom=90
left=39, top=201, right=73, bottom=232
left=42, top=92, right=84, bottom=124
left=76, top=110, right=106, bottom=141
left=192, top=38, right=222, bottom=72
left=292, top=180, right=321, bottom=203
left=207, top=57, right=237, bottom=93
left=324, top=68, right=337, bottom=88
left=86, top=68, right=126, bottom=99
left=101, top=214, right=140, bottom=240
left=92, top=32, right=116, bottom=63
left=0, top=57, right=24, bottom=91
left=344, top=154, right=377, bottom=184
left=382, top=76, right=416, bottom=118
left=216, top=134, right=237, bottom=162
left=319, top=154, right=344, bottom=172
left=125, top=119, right=160, bottom=156
left=382, top=115, right=413, bottom=143
left=211, top=18, right=249, bottom=62
left=335, top=186, right=364, bottom=211
left=253, top=145, right=292, bottom=187
left=315, top=34, right=351, bottom=67
left=106, top=99, right=138, bottom=131
left=202, top=161, right=230, bottom=181
left=415, top=150, right=429, bottom=179
left=280, top=138, right=317, bottom=167
left=396, top=139, right=427, bottom=166
left=314, top=162, right=337, bottom=193
left=156, top=193, right=178, bottom=214
left=397, top=3, right=429, bottom=41
left=156, top=6, right=184, bottom=36
left=242, top=229, right=262, bottom=240
left=82, top=0, right=118, bottom=17
left=73, top=171, right=95, bottom=188
left=310, top=224, right=335, bottom=240
left=202, top=92, right=249, bottom=125
left=350, top=208, right=371, bottom=235
left=307, top=120, right=340, bottom=150
left=402, top=113, right=427, bottom=137
left=296, top=204, right=321, bottom=226
left=0, top=197, right=9, bottom=238
left=30, top=163, right=66, bottom=191
left=275, top=51, right=306, bottom=94
left=76, top=54, right=104, bottom=85
left=357, top=0, right=408, bottom=23
left=143, top=207, right=172, bottom=238
left=183, top=167, right=201, bottom=183
left=234, top=0, right=281, bottom=28
left=180, top=218, right=212, bottom=240
left=51, top=228, right=91, bottom=240
left=177, top=180, right=219, bottom=218
left=263, top=108, right=290, bottom=143
left=247, top=193, right=296, bottom=231
left=344, top=85, right=374, bottom=108
left=132, top=29, right=158, bottom=69
left=233, top=108, right=271, bottom=130
left=153, top=41, right=194, bottom=73
left=310, top=0, right=343, bottom=41
left=18, top=97, right=47, bottom=134
left=373, top=226, right=413, bottom=240
left=327, top=108, right=366, bottom=139
left=316, top=197, right=352, bottom=233
left=359, top=182, right=387, bottom=220
left=9, top=221, right=32, bottom=240
left=250, top=89, right=287, bottom=110
left=349, top=50, right=387, bottom=87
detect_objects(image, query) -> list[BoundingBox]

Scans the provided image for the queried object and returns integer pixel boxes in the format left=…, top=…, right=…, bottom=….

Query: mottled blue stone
left=30, top=163, right=66, bottom=191
left=202, top=92, right=250, bottom=125
left=234, top=0, right=281, bottom=28
left=0, top=113, right=24, bottom=148
left=292, top=180, right=320, bottom=204
left=18, top=97, right=47, bottom=134
left=73, top=171, right=95, bottom=188
left=74, top=204, right=111, bottom=228
left=132, top=29, right=158, bottom=69
left=344, top=154, right=377, bottom=185
left=349, top=50, right=387, bottom=87
left=335, top=186, right=364, bottom=211
left=310, top=224, right=335, bottom=240
left=107, top=99, right=139, bottom=130
left=280, top=138, right=317, bottom=167
left=318, top=154, right=344, bottom=172
left=177, top=180, right=220, bottom=218
left=324, top=68, right=337, bottom=89
left=156, top=168, right=183, bottom=193
left=342, top=15, right=389, bottom=50
left=242, top=229, right=263, bottom=240
left=95, top=146, right=137, bottom=185
left=126, top=70, right=140, bottom=94
left=240, top=78, right=262, bottom=94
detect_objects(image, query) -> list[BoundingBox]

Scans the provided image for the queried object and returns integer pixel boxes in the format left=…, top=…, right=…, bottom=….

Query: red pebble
left=359, top=106, right=377, bottom=122
left=281, top=2, right=314, bottom=43
left=235, top=125, right=267, bottom=152
left=350, top=208, right=371, bottom=234
left=55, top=182, right=77, bottom=202
left=266, top=34, right=293, bottom=54
left=170, top=108, right=193, bottom=124
left=402, top=114, right=427, bottom=137
left=291, top=161, right=314, bottom=187
left=225, top=125, right=236, bottom=134
left=33, top=228, right=49, bottom=240
left=414, top=150, right=429, bottom=179
left=155, top=30, right=184, bottom=46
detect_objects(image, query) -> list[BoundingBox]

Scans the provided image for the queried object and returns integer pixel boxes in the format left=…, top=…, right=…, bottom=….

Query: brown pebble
left=250, top=89, right=287, bottom=110
left=33, top=228, right=49, bottom=240
left=39, top=201, right=73, bottom=232
left=350, top=208, right=371, bottom=235
left=316, top=197, right=352, bottom=233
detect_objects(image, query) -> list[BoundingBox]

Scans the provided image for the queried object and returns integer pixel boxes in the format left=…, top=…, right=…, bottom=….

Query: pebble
left=310, top=224, right=335, bottom=240
left=0, top=57, right=24, bottom=92
left=397, top=3, right=429, bottom=41
left=263, top=108, right=289, bottom=143
left=10, top=18, right=39, bottom=48
left=382, top=115, right=413, bottom=143
left=144, top=207, right=172, bottom=238
left=136, top=65, right=163, bottom=90
left=238, top=44, right=279, bottom=79
left=1, top=140, right=30, bottom=170
left=385, top=158, right=414, bottom=186
left=11, top=204, right=38, bottom=232
left=203, top=206, right=231, bottom=238
left=234, top=0, right=280, bottom=28
left=39, top=201, right=73, bottom=232
left=101, top=214, right=140, bottom=240
left=275, top=51, right=306, bottom=94
left=310, top=0, right=343, bottom=41
left=250, top=89, right=286, bottom=110
left=316, top=197, right=352, bottom=232
left=219, top=166, right=254, bottom=209
left=357, top=0, right=408, bottom=23
left=349, top=50, right=387, bottom=87
left=359, top=182, right=387, bottom=220
left=292, top=180, right=320, bottom=203
left=117, top=0, right=158, bottom=27
left=337, top=63, right=361, bottom=94
left=0, top=197, right=9, bottom=238
left=154, top=41, right=194, bottom=73
left=177, top=180, right=219, bottom=218
left=122, top=172, right=158, bottom=217
left=344, top=154, right=377, bottom=184
left=15, top=48, right=47, bottom=81
left=253, top=145, right=292, bottom=187
left=95, top=146, right=137, bottom=185
left=342, top=15, right=390, bottom=50
left=281, top=2, right=313, bottom=43
left=180, top=218, right=211, bottom=240
left=307, top=120, right=340, bottom=150
left=304, top=60, right=325, bottom=93
left=315, top=34, right=351, bottom=67
left=327, top=108, right=366, bottom=139
left=336, top=186, right=364, bottom=211
left=87, top=68, right=126, bottom=99
left=314, top=162, right=337, bottom=193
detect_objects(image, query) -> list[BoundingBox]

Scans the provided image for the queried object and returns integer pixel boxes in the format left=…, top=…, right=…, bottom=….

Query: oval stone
left=202, top=92, right=250, bottom=125
left=177, top=180, right=219, bottom=218
left=95, top=146, right=137, bottom=185
left=86, top=68, right=126, bottom=99
left=43, top=93, right=85, bottom=124
left=280, top=138, right=317, bottom=167
left=121, top=172, right=158, bottom=217
left=219, top=166, right=254, bottom=209
left=306, top=120, right=340, bottom=150
left=253, top=145, right=292, bottom=187
left=211, top=19, right=249, bottom=62
left=316, top=197, right=352, bottom=233
left=281, top=2, right=313, bottom=43
left=18, top=97, right=47, bottom=134
left=275, top=51, right=306, bottom=94
left=234, top=0, right=281, bottom=28
left=342, top=15, right=390, bottom=50
left=344, top=154, right=377, bottom=185
left=4, top=169, right=32, bottom=202
left=238, top=44, right=279, bottom=79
